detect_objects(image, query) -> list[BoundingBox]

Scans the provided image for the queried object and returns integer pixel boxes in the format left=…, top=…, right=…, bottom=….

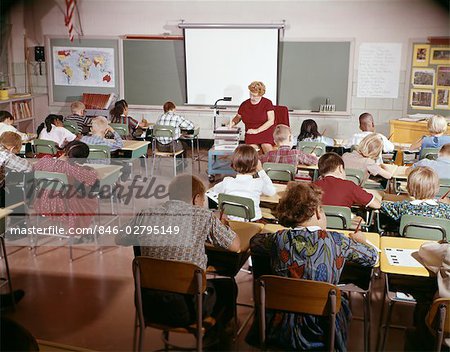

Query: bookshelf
left=0, top=96, right=35, bottom=133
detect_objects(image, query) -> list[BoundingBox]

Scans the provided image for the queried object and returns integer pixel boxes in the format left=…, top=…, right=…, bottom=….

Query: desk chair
left=399, top=214, right=449, bottom=241
left=109, top=123, right=128, bottom=138
left=63, top=121, right=79, bottom=134
left=151, top=125, right=184, bottom=177
left=31, top=139, right=57, bottom=156
left=132, top=257, right=214, bottom=352
left=258, top=275, right=341, bottom=352
left=87, top=144, right=111, bottom=162
left=218, top=194, right=255, bottom=222
left=426, top=298, right=450, bottom=352
left=262, top=162, right=295, bottom=182
left=297, top=141, right=327, bottom=157
left=323, top=205, right=368, bottom=231
left=438, top=178, right=450, bottom=198
left=419, top=147, right=440, bottom=160
left=345, top=168, right=364, bottom=186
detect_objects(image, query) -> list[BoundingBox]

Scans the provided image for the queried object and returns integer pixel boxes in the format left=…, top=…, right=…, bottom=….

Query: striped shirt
left=64, top=114, right=92, bottom=134
left=0, top=146, right=33, bottom=188
left=155, top=111, right=194, bottom=144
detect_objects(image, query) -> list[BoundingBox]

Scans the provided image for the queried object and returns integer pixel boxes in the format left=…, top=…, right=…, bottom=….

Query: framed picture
left=437, top=66, right=450, bottom=87
left=411, top=68, right=435, bottom=88
left=410, top=89, right=433, bottom=110
left=430, top=48, right=450, bottom=65
left=412, top=44, right=430, bottom=67
left=435, top=88, right=450, bottom=110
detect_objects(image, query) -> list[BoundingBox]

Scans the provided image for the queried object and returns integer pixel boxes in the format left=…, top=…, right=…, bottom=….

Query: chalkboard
left=121, top=39, right=353, bottom=111
left=48, top=37, right=120, bottom=104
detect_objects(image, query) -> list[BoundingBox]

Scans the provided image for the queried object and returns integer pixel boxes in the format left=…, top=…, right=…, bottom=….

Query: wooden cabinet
left=0, top=96, right=35, bottom=133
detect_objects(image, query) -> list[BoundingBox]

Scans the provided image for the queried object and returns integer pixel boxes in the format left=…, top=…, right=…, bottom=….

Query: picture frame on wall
left=412, top=44, right=430, bottom=67
left=411, top=68, right=435, bottom=88
left=436, top=66, right=450, bottom=87
left=410, top=89, right=433, bottom=110
left=430, top=48, right=450, bottom=65
left=435, top=88, right=450, bottom=110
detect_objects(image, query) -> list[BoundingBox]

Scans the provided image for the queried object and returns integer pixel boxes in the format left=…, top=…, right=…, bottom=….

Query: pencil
left=321, top=128, right=327, bottom=136
left=388, top=132, right=394, bottom=141
left=310, top=144, right=319, bottom=155
left=354, top=217, right=363, bottom=233
left=441, top=189, right=450, bottom=199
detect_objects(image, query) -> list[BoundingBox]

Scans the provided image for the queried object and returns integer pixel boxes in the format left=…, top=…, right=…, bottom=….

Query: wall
left=8, top=0, right=450, bottom=137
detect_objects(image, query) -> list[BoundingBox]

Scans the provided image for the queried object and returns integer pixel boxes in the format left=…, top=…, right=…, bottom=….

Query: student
left=345, top=112, right=394, bottom=153
left=154, top=101, right=194, bottom=153
left=211, top=144, right=276, bottom=221
left=0, top=110, right=30, bottom=141
left=381, top=166, right=450, bottom=222
left=33, top=140, right=99, bottom=229
left=342, top=133, right=394, bottom=183
left=116, top=174, right=240, bottom=330
left=81, top=116, right=124, bottom=152
left=110, top=99, right=145, bottom=137
left=297, top=119, right=334, bottom=147
left=249, top=182, right=377, bottom=350
left=411, top=143, right=450, bottom=179
left=410, top=115, right=450, bottom=151
left=64, top=101, right=91, bottom=134
left=260, top=124, right=318, bottom=166
left=37, top=114, right=77, bottom=149
left=314, top=152, right=381, bottom=209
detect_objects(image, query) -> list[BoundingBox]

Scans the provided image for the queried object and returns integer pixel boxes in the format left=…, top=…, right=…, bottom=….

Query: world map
left=53, top=46, right=115, bottom=87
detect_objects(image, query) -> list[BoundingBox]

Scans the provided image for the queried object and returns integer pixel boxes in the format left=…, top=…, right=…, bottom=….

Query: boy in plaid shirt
left=260, top=124, right=318, bottom=166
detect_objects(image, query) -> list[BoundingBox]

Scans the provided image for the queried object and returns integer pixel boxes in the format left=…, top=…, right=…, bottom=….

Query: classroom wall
left=8, top=0, right=449, bottom=138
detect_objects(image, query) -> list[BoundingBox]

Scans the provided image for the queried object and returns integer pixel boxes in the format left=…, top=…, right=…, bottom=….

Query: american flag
left=65, top=0, right=75, bottom=41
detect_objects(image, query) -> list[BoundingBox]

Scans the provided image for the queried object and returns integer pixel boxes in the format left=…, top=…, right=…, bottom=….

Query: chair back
left=153, top=125, right=176, bottom=139
left=426, top=298, right=450, bottom=352
left=218, top=193, right=255, bottom=221
left=438, top=178, right=450, bottom=198
left=87, top=144, right=111, bottom=160
left=297, top=141, right=326, bottom=156
left=32, top=139, right=57, bottom=155
left=34, top=171, right=69, bottom=192
left=323, top=205, right=352, bottom=230
left=400, top=214, right=449, bottom=241
left=345, top=168, right=364, bottom=186
left=263, top=162, right=295, bottom=182
left=419, top=148, right=439, bottom=160
left=109, top=123, right=128, bottom=137
left=258, top=275, right=341, bottom=351
left=273, top=106, right=290, bottom=127
left=63, top=121, right=79, bottom=134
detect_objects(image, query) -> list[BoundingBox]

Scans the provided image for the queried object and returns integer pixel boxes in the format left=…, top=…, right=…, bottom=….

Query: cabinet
left=0, top=96, right=35, bottom=133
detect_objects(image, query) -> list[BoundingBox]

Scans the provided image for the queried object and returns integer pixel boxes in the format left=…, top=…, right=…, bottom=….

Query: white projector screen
left=184, top=28, right=279, bottom=106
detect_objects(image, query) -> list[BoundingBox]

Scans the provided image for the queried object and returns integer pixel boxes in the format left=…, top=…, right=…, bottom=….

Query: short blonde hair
left=71, top=101, right=85, bottom=114
left=357, top=133, right=383, bottom=160
left=0, top=131, right=22, bottom=153
left=427, top=115, right=448, bottom=135
left=273, top=124, right=291, bottom=145
left=91, top=116, right=109, bottom=133
left=248, top=81, right=266, bottom=96
left=407, top=166, right=439, bottom=200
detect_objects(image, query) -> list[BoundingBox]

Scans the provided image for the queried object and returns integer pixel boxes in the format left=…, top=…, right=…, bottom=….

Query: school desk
left=260, top=183, right=286, bottom=204
left=113, top=140, right=150, bottom=159
left=84, top=163, right=123, bottom=188
left=180, top=127, right=201, bottom=172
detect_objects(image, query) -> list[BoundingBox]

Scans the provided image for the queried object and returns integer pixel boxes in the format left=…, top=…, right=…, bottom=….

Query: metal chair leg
left=0, top=236, right=15, bottom=310
left=380, top=301, right=395, bottom=352
left=363, top=292, right=371, bottom=352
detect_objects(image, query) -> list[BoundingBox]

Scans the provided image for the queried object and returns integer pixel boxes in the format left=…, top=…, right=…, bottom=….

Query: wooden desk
left=228, top=220, right=264, bottom=253
left=380, top=237, right=431, bottom=277
left=260, top=183, right=286, bottom=204
left=0, top=208, right=13, bottom=220
left=84, top=164, right=122, bottom=188
left=114, top=140, right=150, bottom=159
left=390, top=119, right=450, bottom=144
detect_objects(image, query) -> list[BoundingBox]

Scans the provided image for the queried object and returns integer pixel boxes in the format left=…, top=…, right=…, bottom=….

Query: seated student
left=249, top=182, right=377, bottom=350
left=211, top=144, right=276, bottom=221
left=381, top=166, right=450, bottom=222
left=64, top=101, right=91, bottom=134
left=342, top=133, right=394, bottom=184
left=110, top=99, right=146, bottom=138
left=37, top=114, right=77, bottom=149
left=345, top=112, right=394, bottom=153
left=314, top=152, right=381, bottom=209
left=33, top=140, right=99, bottom=229
left=411, top=143, right=450, bottom=179
left=81, top=116, right=124, bottom=152
left=154, top=101, right=195, bottom=153
left=0, top=111, right=30, bottom=141
left=297, top=119, right=334, bottom=147
left=410, top=115, right=450, bottom=151
left=115, top=174, right=240, bottom=330
left=260, top=124, right=318, bottom=166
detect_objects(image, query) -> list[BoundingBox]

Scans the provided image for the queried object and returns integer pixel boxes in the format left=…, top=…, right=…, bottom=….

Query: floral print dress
left=250, top=227, right=378, bottom=351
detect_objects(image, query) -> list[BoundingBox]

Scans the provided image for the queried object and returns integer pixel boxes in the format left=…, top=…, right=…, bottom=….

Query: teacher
left=231, top=81, right=275, bottom=153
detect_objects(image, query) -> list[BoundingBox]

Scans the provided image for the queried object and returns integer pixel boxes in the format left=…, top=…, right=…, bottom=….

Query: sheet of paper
left=385, top=248, right=423, bottom=267
left=206, top=190, right=219, bottom=203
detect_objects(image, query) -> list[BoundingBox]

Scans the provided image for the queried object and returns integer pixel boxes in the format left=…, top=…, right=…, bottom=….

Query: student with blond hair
left=410, top=115, right=450, bottom=151
left=260, top=124, right=318, bottom=166
left=64, top=101, right=91, bottom=134
left=81, top=116, right=124, bottom=152
left=342, top=133, right=394, bottom=183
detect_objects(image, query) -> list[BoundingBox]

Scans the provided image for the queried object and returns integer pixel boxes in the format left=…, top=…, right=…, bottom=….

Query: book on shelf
left=12, top=100, right=32, bottom=120
left=82, top=93, right=116, bottom=109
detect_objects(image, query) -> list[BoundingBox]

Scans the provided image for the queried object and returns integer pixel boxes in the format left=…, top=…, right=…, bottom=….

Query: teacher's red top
left=238, top=97, right=275, bottom=145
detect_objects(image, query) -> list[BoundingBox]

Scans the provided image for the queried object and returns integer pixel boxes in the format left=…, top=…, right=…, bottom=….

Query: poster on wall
left=357, top=43, right=402, bottom=98
left=435, top=88, right=450, bottom=110
left=411, top=68, right=435, bottom=88
left=430, top=48, right=450, bottom=65
left=53, top=46, right=115, bottom=87
left=437, top=66, right=450, bottom=87
left=412, top=44, right=430, bottom=67
left=410, top=89, right=433, bottom=110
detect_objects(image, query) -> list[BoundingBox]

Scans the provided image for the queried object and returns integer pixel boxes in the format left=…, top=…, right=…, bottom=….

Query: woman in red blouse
left=231, top=81, right=275, bottom=153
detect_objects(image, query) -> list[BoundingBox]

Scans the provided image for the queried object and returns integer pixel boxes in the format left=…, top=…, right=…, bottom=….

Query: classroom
left=0, top=0, right=449, bottom=351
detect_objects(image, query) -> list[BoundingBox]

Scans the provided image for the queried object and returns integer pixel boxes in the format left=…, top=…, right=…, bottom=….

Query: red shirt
left=314, top=175, right=373, bottom=208
left=238, top=97, right=275, bottom=145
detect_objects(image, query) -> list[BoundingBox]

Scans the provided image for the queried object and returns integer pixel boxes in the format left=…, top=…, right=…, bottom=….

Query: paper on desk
left=385, top=248, right=423, bottom=267
left=206, top=190, right=219, bottom=203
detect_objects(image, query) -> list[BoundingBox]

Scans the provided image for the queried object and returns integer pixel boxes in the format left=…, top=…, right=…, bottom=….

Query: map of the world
left=53, top=46, right=115, bottom=87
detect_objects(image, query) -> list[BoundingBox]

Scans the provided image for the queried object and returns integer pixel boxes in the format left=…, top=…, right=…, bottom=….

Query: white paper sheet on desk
left=206, top=190, right=219, bottom=203
left=385, top=248, right=423, bottom=267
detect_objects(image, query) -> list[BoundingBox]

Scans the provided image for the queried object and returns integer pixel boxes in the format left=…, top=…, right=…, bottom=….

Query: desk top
left=85, top=164, right=123, bottom=180
left=0, top=208, right=13, bottom=220
left=229, top=220, right=264, bottom=252
left=392, top=165, right=410, bottom=179
left=380, top=237, right=431, bottom=277
left=298, top=164, right=318, bottom=170
left=260, top=183, right=286, bottom=204
left=120, top=140, right=150, bottom=151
